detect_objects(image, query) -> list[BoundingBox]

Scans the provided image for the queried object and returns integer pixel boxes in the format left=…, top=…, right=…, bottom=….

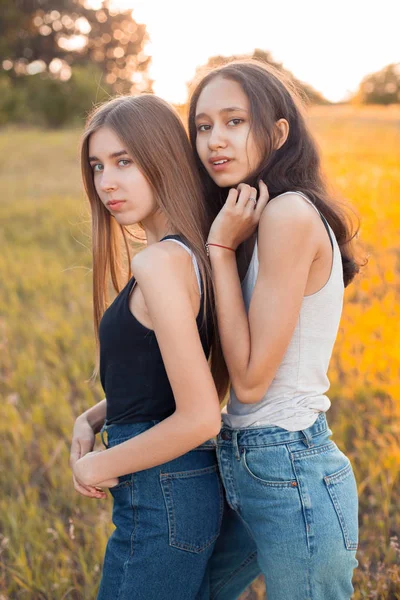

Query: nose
left=208, top=125, right=227, bottom=151
left=99, top=168, right=117, bottom=193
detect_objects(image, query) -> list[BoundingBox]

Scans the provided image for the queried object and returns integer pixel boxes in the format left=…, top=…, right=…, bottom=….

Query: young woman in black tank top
left=69, top=95, right=228, bottom=599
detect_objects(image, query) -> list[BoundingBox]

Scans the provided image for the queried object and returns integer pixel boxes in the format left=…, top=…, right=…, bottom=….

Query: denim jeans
left=207, top=413, right=359, bottom=600
left=97, top=421, right=224, bottom=600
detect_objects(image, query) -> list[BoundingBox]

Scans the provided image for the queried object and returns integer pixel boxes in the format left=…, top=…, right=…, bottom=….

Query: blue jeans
left=207, top=413, right=359, bottom=600
left=97, top=421, right=224, bottom=600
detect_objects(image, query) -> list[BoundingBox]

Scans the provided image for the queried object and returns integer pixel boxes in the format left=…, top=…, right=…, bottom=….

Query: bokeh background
left=1, top=0, right=399, bottom=598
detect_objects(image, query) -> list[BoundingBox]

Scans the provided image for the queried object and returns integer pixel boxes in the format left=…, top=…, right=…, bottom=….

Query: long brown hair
left=188, top=60, right=363, bottom=286
left=81, top=94, right=228, bottom=398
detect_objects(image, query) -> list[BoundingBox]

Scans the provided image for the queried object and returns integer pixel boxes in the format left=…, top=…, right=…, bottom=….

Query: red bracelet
left=205, top=242, right=235, bottom=256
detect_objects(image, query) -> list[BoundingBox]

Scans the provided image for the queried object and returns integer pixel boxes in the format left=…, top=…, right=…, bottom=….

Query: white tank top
left=222, top=191, right=344, bottom=432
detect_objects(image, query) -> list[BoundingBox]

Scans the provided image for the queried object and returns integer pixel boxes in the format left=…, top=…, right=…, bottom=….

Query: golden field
left=0, top=105, right=399, bottom=599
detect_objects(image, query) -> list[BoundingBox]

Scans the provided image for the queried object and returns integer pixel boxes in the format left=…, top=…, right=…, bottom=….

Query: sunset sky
left=110, top=0, right=400, bottom=104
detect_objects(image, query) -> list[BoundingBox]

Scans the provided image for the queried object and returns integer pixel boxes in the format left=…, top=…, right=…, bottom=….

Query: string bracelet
left=205, top=242, right=235, bottom=256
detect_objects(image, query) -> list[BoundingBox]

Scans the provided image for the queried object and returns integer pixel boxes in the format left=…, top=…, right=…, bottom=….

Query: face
left=88, top=126, right=158, bottom=227
left=195, top=77, right=262, bottom=188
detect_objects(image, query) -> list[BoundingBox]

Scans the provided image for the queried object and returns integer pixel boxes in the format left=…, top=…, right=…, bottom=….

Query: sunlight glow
left=100, top=0, right=400, bottom=104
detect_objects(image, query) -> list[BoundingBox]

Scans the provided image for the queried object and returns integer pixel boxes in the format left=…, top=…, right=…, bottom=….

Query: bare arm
left=73, top=244, right=221, bottom=487
left=209, top=193, right=319, bottom=404
left=70, top=399, right=108, bottom=498
left=78, top=398, right=107, bottom=433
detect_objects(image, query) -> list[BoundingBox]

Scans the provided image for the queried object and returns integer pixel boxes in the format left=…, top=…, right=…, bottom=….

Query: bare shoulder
left=131, top=239, right=192, bottom=283
left=257, top=193, right=320, bottom=262
left=259, top=192, right=320, bottom=239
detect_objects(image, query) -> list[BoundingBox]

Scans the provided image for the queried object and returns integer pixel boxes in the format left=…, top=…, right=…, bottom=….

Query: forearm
left=78, top=398, right=107, bottom=434
left=209, top=248, right=253, bottom=389
left=77, top=411, right=219, bottom=486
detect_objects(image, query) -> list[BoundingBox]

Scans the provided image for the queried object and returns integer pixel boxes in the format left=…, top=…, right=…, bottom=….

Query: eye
left=197, top=124, right=211, bottom=132
left=227, top=118, right=244, bottom=126
left=92, top=163, right=103, bottom=172
left=118, top=159, right=131, bottom=167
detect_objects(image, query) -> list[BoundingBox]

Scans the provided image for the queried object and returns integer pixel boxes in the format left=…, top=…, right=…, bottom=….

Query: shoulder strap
left=160, top=236, right=202, bottom=294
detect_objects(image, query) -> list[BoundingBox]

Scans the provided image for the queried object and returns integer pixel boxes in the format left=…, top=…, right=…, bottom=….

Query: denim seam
left=114, top=475, right=137, bottom=600
left=289, top=448, right=314, bottom=558
left=324, top=462, right=358, bottom=551
left=159, top=469, right=223, bottom=553
left=212, top=550, right=258, bottom=599
left=130, top=475, right=138, bottom=556
left=242, top=449, right=298, bottom=488
left=160, top=464, right=218, bottom=480
left=217, top=447, right=241, bottom=512
left=324, top=461, right=352, bottom=484
left=289, top=441, right=336, bottom=460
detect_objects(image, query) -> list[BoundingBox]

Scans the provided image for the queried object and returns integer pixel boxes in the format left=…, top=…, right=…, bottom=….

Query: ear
left=274, top=119, right=289, bottom=149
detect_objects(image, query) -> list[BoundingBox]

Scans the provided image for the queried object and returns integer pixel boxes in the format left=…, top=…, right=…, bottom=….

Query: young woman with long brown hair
left=69, top=94, right=229, bottom=599
left=188, top=61, right=361, bottom=600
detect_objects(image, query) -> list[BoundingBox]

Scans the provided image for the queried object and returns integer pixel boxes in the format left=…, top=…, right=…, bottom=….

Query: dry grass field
left=0, top=104, right=399, bottom=599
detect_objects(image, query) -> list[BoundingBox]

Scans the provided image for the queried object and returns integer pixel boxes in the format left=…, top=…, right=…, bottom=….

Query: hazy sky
left=113, top=0, right=400, bottom=103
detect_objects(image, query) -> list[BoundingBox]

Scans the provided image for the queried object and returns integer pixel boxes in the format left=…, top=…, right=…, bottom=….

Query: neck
left=141, top=211, right=176, bottom=246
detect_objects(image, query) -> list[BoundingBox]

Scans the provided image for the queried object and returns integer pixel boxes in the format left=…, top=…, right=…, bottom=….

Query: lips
left=107, top=200, right=125, bottom=210
left=208, top=156, right=232, bottom=166
left=208, top=156, right=232, bottom=172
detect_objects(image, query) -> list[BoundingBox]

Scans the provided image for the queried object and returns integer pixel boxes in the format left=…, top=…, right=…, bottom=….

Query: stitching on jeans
left=324, top=461, right=352, bottom=484
left=130, top=475, right=137, bottom=556
left=324, top=462, right=358, bottom=550
left=114, top=474, right=136, bottom=600
left=160, top=464, right=218, bottom=479
left=289, top=441, right=335, bottom=460
left=212, top=550, right=258, bottom=599
left=242, top=449, right=298, bottom=487
left=160, top=468, right=223, bottom=553
left=232, top=427, right=329, bottom=449
left=290, top=452, right=314, bottom=558
left=217, top=446, right=241, bottom=512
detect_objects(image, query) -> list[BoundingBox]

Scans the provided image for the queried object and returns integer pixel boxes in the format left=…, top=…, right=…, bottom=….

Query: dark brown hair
left=188, top=60, right=363, bottom=286
left=81, top=94, right=228, bottom=398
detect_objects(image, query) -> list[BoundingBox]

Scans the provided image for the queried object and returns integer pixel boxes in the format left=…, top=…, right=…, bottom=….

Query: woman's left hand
left=73, top=450, right=119, bottom=489
left=208, top=181, right=269, bottom=250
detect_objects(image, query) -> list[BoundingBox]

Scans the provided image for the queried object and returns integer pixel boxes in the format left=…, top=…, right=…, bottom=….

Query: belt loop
left=301, top=426, right=313, bottom=448
left=232, top=431, right=241, bottom=461
left=100, top=423, right=109, bottom=448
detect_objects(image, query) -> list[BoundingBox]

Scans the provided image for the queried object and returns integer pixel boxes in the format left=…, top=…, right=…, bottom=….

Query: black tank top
left=99, top=235, right=212, bottom=425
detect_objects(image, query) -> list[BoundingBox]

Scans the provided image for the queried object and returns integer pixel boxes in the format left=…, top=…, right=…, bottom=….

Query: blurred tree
left=355, top=63, right=400, bottom=105
left=189, top=49, right=328, bottom=105
left=0, top=0, right=151, bottom=95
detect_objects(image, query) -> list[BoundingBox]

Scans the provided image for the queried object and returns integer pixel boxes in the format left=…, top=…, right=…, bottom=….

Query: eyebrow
left=195, top=107, right=248, bottom=121
left=88, top=150, right=128, bottom=162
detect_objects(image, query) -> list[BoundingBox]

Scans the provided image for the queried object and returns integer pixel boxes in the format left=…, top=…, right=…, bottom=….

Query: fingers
left=72, top=474, right=107, bottom=499
left=70, top=441, right=105, bottom=499
left=235, top=183, right=257, bottom=211
left=255, top=180, right=270, bottom=217
left=225, top=187, right=238, bottom=208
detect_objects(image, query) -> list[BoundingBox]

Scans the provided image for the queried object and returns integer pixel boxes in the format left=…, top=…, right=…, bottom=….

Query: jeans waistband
left=217, top=413, right=329, bottom=448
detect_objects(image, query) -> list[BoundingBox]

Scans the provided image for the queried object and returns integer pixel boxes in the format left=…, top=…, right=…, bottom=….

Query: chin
left=210, top=172, right=242, bottom=189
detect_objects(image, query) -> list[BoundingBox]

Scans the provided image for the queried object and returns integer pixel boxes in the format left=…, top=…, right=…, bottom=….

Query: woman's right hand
left=70, top=416, right=107, bottom=499
left=207, top=181, right=270, bottom=250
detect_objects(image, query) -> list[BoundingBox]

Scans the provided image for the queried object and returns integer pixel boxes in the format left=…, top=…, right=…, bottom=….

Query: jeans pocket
left=243, top=448, right=298, bottom=487
left=324, top=461, right=359, bottom=551
left=160, top=464, right=224, bottom=553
